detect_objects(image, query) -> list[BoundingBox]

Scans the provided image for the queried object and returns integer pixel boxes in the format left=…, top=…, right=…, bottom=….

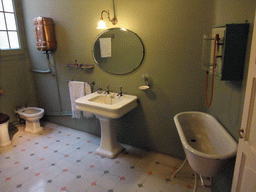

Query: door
left=231, top=8, right=256, bottom=192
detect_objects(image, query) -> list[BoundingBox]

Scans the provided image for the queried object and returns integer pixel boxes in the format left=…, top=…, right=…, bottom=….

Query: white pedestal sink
left=76, top=92, right=138, bottom=158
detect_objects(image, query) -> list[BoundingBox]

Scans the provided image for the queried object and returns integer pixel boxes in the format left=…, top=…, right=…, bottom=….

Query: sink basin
left=76, top=92, right=138, bottom=119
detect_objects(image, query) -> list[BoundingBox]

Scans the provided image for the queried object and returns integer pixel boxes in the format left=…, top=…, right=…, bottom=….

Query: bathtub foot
left=171, top=157, right=187, bottom=178
left=200, top=175, right=212, bottom=188
left=200, top=175, right=213, bottom=191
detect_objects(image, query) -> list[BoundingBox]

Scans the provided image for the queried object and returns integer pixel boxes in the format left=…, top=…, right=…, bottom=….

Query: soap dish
left=139, top=85, right=150, bottom=91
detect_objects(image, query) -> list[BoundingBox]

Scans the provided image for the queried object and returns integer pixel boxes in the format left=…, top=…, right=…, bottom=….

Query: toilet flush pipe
left=31, top=52, right=64, bottom=116
left=51, top=54, right=63, bottom=114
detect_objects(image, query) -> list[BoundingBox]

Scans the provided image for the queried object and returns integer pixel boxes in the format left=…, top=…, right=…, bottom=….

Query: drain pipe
left=49, top=53, right=64, bottom=114
left=31, top=53, right=66, bottom=116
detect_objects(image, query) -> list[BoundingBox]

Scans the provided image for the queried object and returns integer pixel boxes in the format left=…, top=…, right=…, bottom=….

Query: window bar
left=10, top=0, right=20, bottom=49
left=1, top=0, right=11, bottom=49
left=1, top=0, right=19, bottom=49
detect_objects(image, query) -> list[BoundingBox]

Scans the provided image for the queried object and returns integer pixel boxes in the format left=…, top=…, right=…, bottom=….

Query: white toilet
left=17, top=107, right=44, bottom=133
left=0, top=113, right=11, bottom=147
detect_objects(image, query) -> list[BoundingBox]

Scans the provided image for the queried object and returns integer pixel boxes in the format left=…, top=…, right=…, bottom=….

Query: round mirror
left=92, top=28, right=145, bottom=75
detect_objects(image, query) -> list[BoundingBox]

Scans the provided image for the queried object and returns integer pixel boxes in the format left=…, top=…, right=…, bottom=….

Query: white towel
left=83, top=83, right=93, bottom=118
left=99, top=38, right=111, bottom=58
left=69, top=81, right=85, bottom=119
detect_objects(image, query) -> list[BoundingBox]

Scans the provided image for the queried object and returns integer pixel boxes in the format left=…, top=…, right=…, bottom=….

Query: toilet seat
left=17, top=107, right=44, bottom=134
left=17, top=107, right=44, bottom=120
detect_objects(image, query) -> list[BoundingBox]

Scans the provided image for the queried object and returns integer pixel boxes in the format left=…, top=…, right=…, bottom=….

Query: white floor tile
left=96, top=173, right=120, bottom=189
left=67, top=161, right=92, bottom=175
left=109, top=161, right=136, bottom=177
left=9, top=167, right=35, bottom=186
left=115, top=150, right=140, bottom=165
left=55, top=156, right=78, bottom=169
left=162, top=178, right=194, bottom=192
left=86, top=184, right=108, bottom=192
left=80, top=167, right=105, bottom=182
left=54, top=172, right=76, bottom=187
left=113, top=171, right=147, bottom=192
left=38, top=164, right=63, bottom=179
left=142, top=174, right=167, bottom=192
left=1, top=179, right=19, bottom=192
left=68, top=147, right=89, bottom=159
left=48, top=141, right=67, bottom=151
left=0, top=122, right=206, bottom=192
left=66, top=177, right=91, bottom=192
left=35, top=183, right=62, bottom=192
left=16, top=175, right=48, bottom=192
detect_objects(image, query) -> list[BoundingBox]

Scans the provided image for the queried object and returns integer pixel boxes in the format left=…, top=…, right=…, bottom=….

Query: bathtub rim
left=174, top=111, right=238, bottom=160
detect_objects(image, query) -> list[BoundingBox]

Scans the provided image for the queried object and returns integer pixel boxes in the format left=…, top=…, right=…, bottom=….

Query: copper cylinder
left=33, top=17, right=57, bottom=51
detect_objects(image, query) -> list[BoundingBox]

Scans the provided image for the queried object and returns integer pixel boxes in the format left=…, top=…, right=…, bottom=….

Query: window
left=0, top=0, right=20, bottom=50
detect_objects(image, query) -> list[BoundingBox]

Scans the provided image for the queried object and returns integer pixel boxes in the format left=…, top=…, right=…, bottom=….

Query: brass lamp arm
left=100, top=10, right=117, bottom=25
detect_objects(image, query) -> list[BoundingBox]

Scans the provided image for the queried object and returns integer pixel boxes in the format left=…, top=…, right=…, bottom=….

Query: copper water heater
left=33, top=17, right=57, bottom=51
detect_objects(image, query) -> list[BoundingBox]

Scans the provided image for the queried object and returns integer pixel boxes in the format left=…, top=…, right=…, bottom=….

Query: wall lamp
left=97, top=0, right=117, bottom=29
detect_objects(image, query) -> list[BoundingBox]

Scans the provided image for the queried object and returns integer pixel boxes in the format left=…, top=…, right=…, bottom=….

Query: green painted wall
left=17, top=0, right=255, bottom=159
left=21, top=0, right=213, bottom=158
left=0, top=55, right=37, bottom=119
left=207, top=0, right=256, bottom=140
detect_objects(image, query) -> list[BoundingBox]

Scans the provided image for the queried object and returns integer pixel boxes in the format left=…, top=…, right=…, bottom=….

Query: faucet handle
left=105, top=85, right=110, bottom=94
left=117, top=86, right=123, bottom=96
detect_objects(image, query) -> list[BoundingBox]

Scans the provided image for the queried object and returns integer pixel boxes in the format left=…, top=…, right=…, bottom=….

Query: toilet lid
left=0, top=113, right=10, bottom=124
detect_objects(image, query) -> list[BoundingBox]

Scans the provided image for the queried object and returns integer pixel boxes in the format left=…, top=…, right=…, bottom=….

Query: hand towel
left=69, top=81, right=85, bottom=119
left=99, top=38, right=111, bottom=58
left=83, top=83, right=93, bottom=118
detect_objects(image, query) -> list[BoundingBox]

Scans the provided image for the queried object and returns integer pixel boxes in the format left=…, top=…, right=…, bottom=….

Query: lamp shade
left=97, top=20, right=107, bottom=29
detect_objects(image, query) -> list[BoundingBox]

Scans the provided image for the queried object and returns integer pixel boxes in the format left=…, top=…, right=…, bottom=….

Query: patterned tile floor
left=0, top=122, right=211, bottom=192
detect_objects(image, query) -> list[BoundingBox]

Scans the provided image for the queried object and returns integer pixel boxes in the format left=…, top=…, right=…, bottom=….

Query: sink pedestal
left=96, top=117, right=124, bottom=158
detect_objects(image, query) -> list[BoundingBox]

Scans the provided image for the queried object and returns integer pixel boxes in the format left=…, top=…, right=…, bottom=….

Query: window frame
left=0, top=0, right=24, bottom=56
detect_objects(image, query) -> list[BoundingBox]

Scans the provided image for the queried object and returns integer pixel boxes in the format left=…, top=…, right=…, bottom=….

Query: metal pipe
left=193, top=173, right=198, bottom=192
left=113, top=0, right=116, bottom=18
left=171, top=157, right=187, bottom=178
left=199, top=175, right=212, bottom=189
left=31, top=69, right=51, bottom=73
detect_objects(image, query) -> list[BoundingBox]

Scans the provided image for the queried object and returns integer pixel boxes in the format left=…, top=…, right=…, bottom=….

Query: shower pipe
left=205, top=34, right=219, bottom=107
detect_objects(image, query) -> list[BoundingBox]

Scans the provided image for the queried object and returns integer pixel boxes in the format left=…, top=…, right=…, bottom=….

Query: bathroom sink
left=76, top=92, right=138, bottom=119
left=76, top=91, right=138, bottom=158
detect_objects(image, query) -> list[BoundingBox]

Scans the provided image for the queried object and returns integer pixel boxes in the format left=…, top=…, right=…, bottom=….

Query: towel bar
left=67, top=80, right=95, bottom=86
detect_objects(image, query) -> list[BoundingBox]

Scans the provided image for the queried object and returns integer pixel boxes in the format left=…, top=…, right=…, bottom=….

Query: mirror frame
left=92, top=28, right=145, bottom=75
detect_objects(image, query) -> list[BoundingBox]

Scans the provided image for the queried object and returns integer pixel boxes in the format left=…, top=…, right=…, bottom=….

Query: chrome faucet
left=117, top=86, right=123, bottom=97
left=104, top=85, right=110, bottom=95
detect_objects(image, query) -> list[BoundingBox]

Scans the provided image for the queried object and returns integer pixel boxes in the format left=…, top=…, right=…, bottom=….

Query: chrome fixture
left=142, top=73, right=149, bottom=86
left=66, top=80, right=95, bottom=87
left=105, top=85, right=110, bottom=95
left=139, top=73, right=150, bottom=91
left=97, top=0, right=117, bottom=29
left=117, top=86, right=123, bottom=97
